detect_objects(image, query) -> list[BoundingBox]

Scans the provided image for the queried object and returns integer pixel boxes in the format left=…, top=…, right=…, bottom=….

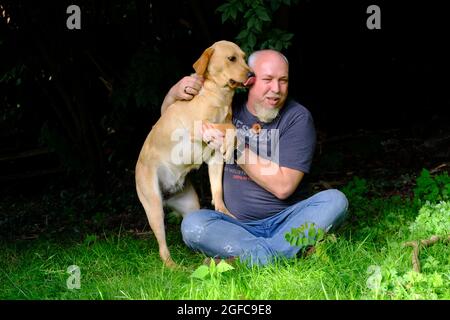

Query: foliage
left=341, top=176, right=368, bottom=199
left=216, top=0, right=298, bottom=53
left=341, top=176, right=368, bottom=216
left=409, top=201, right=450, bottom=239
left=413, top=169, right=450, bottom=204
left=191, top=259, right=234, bottom=281
left=285, top=222, right=324, bottom=248
left=367, top=267, right=448, bottom=299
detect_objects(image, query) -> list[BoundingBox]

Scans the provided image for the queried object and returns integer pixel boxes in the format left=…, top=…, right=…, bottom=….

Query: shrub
left=409, top=201, right=450, bottom=239
left=413, top=169, right=450, bottom=204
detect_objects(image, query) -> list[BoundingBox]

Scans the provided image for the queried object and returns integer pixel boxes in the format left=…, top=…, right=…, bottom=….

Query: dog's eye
left=228, top=56, right=236, bottom=62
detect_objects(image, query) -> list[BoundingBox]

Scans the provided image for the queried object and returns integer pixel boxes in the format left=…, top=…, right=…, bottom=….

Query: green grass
left=1, top=195, right=449, bottom=300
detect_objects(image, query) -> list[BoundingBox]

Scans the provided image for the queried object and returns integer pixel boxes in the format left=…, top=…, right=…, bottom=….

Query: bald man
left=163, top=49, right=348, bottom=266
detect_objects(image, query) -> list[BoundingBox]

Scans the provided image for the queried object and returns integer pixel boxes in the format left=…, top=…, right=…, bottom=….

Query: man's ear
left=193, top=47, right=214, bottom=76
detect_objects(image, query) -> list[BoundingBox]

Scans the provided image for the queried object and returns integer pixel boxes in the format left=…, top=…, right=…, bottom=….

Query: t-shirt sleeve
left=277, top=108, right=316, bottom=173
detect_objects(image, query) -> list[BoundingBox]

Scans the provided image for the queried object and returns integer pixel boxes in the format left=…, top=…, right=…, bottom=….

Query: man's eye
left=228, top=56, right=236, bottom=62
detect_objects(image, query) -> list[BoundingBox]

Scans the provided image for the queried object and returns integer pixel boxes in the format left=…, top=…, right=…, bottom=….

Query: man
left=161, top=49, right=348, bottom=266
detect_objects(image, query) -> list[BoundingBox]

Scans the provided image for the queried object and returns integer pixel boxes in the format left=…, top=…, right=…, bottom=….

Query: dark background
left=1, top=1, right=449, bottom=237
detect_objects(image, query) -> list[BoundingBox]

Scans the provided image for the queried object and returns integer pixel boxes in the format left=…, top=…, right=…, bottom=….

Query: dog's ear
left=193, top=47, right=214, bottom=76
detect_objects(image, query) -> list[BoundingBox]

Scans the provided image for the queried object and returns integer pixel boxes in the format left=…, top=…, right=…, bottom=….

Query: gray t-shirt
left=223, top=99, right=316, bottom=221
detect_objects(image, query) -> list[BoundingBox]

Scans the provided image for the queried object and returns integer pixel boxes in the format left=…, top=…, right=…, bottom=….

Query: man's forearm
left=161, top=75, right=204, bottom=115
left=237, top=147, right=303, bottom=199
left=161, top=88, right=176, bottom=115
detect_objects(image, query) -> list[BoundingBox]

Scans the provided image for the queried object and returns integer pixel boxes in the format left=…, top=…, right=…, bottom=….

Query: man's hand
left=172, top=74, right=204, bottom=101
left=201, top=122, right=224, bottom=150
left=161, top=74, right=204, bottom=114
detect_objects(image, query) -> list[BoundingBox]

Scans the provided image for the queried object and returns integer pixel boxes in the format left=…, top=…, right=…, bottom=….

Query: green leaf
left=216, top=3, right=230, bottom=13
left=244, top=9, right=254, bottom=19
left=209, top=257, right=216, bottom=276
left=281, top=33, right=294, bottom=41
left=217, top=260, right=235, bottom=273
left=191, top=265, right=210, bottom=280
left=236, top=29, right=249, bottom=40
left=301, top=237, right=308, bottom=247
left=255, top=6, right=271, bottom=22
left=285, top=233, right=292, bottom=244
left=253, top=20, right=263, bottom=33
left=83, top=234, right=97, bottom=246
left=222, top=11, right=231, bottom=23
left=270, top=1, right=281, bottom=12
left=236, top=1, right=245, bottom=12
left=230, top=7, right=238, bottom=20
left=248, top=32, right=257, bottom=50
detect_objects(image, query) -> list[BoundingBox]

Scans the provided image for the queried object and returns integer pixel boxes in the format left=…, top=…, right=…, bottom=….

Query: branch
left=403, top=234, right=450, bottom=273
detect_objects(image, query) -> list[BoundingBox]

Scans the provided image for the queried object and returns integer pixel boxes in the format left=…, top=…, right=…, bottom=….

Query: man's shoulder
left=281, top=99, right=313, bottom=122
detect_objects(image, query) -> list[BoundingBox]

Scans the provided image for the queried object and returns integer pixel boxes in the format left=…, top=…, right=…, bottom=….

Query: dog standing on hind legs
left=135, top=41, right=251, bottom=268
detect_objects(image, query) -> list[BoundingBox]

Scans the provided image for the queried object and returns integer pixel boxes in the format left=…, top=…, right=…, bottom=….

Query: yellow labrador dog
left=135, top=41, right=250, bottom=268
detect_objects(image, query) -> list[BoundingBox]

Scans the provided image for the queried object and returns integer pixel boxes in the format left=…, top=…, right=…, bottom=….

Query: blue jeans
left=181, top=189, right=349, bottom=266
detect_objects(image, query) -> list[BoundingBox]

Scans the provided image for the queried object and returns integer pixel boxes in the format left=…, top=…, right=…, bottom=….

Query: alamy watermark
left=366, top=265, right=382, bottom=291
left=66, top=5, right=81, bottom=30
left=66, top=265, right=81, bottom=289
left=366, top=5, right=381, bottom=30
left=65, top=5, right=382, bottom=32
left=169, top=121, right=280, bottom=175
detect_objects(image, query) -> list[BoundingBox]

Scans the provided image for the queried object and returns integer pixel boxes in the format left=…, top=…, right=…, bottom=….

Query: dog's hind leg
left=135, top=163, right=176, bottom=268
left=165, top=180, right=200, bottom=217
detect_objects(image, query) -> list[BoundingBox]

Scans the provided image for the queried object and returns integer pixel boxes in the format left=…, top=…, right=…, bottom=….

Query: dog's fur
left=135, top=41, right=250, bottom=268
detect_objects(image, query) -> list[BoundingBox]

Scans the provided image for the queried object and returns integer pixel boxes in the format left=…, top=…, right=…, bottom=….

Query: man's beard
left=254, top=102, right=280, bottom=123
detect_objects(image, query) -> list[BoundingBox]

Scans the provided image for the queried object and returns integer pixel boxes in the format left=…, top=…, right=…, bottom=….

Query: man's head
left=246, top=50, right=289, bottom=123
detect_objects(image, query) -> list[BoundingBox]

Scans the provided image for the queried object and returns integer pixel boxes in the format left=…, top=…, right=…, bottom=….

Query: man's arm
left=161, top=75, right=204, bottom=115
left=237, top=147, right=304, bottom=200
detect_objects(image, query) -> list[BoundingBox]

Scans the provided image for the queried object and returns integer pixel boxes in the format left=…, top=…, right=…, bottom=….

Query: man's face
left=247, top=52, right=289, bottom=121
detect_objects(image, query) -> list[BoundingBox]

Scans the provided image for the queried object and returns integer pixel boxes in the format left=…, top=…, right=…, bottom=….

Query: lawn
left=1, top=171, right=449, bottom=300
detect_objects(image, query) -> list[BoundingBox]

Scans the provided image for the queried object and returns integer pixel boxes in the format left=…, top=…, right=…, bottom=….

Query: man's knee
left=181, top=209, right=215, bottom=246
left=323, top=189, right=349, bottom=230
left=326, top=189, right=349, bottom=214
left=330, top=189, right=348, bottom=213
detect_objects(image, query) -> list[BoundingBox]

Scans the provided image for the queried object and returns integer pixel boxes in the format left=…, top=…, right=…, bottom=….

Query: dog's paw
left=215, top=204, right=236, bottom=219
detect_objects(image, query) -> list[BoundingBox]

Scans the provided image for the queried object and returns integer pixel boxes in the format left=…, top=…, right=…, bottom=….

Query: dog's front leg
left=207, top=158, right=236, bottom=219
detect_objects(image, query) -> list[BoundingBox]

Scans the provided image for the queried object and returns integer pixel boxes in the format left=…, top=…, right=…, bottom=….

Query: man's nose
left=271, top=80, right=280, bottom=93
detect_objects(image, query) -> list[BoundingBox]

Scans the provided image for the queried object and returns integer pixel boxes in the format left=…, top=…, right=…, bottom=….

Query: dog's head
left=193, top=40, right=251, bottom=89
